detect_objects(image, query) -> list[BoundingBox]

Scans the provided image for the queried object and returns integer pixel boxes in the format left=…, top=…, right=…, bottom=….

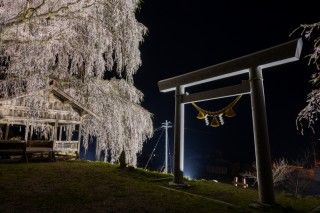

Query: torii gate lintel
left=158, top=39, right=303, bottom=205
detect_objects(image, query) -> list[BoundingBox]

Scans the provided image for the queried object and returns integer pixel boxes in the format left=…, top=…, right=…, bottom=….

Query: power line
left=144, top=129, right=164, bottom=169
left=153, top=126, right=164, bottom=133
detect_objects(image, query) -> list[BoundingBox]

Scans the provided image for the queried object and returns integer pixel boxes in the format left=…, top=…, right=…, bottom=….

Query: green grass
left=0, top=161, right=319, bottom=212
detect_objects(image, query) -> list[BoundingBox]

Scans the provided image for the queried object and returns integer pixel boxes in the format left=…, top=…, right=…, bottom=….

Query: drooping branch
left=0, top=0, right=147, bottom=85
left=293, top=21, right=320, bottom=133
left=296, top=89, right=320, bottom=134
left=291, top=22, right=320, bottom=70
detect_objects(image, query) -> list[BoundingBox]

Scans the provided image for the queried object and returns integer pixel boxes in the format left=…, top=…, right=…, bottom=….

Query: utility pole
left=161, top=120, right=172, bottom=173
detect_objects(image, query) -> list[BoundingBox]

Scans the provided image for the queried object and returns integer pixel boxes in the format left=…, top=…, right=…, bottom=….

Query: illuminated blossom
left=0, top=0, right=153, bottom=165
left=293, top=21, right=320, bottom=133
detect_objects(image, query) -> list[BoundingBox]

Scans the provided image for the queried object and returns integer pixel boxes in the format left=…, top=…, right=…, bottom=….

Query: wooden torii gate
left=158, top=38, right=303, bottom=205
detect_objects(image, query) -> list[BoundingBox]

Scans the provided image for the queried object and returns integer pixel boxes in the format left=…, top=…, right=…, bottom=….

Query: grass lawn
left=0, top=161, right=319, bottom=212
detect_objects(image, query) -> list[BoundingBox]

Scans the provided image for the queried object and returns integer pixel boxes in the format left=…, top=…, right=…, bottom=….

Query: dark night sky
left=134, top=1, right=319, bottom=177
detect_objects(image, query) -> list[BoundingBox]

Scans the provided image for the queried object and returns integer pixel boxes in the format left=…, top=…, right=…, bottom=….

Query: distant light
left=184, top=171, right=194, bottom=180
left=185, top=175, right=193, bottom=181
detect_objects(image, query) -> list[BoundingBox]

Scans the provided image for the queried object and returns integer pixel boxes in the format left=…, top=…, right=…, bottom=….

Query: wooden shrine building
left=0, top=81, right=96, bottom=157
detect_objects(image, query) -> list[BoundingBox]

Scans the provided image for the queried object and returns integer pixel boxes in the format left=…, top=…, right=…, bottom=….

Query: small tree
left=242, top=159, right=292, bottom=187
left=285, top=168, right=312, bottom=197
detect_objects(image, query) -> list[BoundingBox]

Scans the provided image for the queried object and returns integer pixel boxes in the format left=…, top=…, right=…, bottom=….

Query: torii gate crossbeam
left=158, top=39, right=303, bottom=205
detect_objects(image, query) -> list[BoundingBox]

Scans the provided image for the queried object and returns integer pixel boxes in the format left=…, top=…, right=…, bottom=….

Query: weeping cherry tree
left=0, top=0, right=153, bottom=166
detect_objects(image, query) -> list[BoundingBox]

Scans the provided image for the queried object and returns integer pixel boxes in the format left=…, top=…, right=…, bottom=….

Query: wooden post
left=249, top=67, right=275, bottom=204
left=173, top=85, right=185, bottom=184
left=0, top=125, right=3, bottom=140
left=77, top=124, right=82, bottom=158
left=65, top=126, right=68, bottom=142
left=53, top=120, right=57, bottom=141
left=24, top=122, right=29, bottom=142
left=5, top=123, right=9, bottom=140
left=50, top=125, right=53, bottom=141
left=53, top=120, right=58, bottom=151
left=67, top=125, right=72, bottom=142
left=29, top=125, right=33, bottom=140
left=59, top=125, right=62, bottom=141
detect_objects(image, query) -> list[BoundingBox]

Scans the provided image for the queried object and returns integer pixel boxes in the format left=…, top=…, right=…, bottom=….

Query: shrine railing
left=54, top=141, right=78, bottom=152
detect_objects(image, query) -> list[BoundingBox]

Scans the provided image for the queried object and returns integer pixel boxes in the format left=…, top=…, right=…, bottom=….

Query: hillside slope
left=0, top=161, right=319, bottom=212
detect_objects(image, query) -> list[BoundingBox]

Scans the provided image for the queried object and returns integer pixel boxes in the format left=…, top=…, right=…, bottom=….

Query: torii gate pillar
left=173, top=85, right=185, bottom=184
left=249, top=68, right=274, bottom=204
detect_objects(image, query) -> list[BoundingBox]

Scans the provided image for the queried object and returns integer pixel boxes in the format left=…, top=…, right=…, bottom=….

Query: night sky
left=134, top=1, right=319, bottom=177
